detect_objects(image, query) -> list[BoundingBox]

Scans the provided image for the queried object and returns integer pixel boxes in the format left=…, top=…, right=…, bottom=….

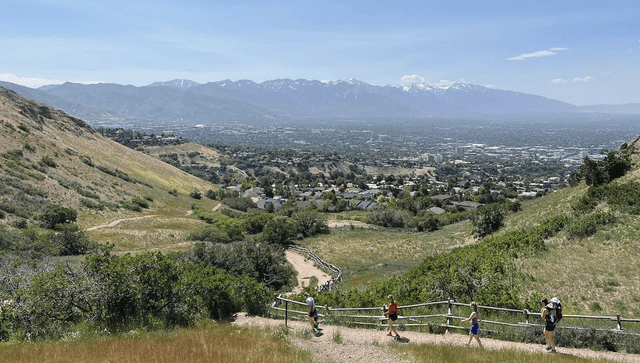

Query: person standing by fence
left=383, top=295, right=400, bottom=339
left=461, top=301, right=484, bottom=348
left=541, top=298, right=557, bottom=353
left=304, top=293, right=319, bottom=333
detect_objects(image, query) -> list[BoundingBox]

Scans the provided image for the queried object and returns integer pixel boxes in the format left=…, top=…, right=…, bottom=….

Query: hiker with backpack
left=461, top=301, right=484, bottom=348
left=541, top=297, right=562, bottom=353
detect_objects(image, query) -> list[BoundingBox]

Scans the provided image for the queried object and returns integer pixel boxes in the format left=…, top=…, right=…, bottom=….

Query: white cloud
left=551, top=78, right=567, bottom=84
left=573, top=76, right=594, bottom=82
left=400, top=74, right=425, bottom=84
left=507, top=47, right=567, bottom=61
left=0, top=73, right=100, bottom=88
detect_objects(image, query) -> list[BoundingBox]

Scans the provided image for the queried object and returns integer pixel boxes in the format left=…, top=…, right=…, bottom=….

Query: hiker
left=541, top=298, right=557, bottom=353
left=461, top=301, right=484, bottom=348
left=304, top=293, right=319, bottom=332
left=383, top=295, right=400, bottom=339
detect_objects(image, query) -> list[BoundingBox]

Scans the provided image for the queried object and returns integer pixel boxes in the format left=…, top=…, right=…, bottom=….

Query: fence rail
left=271, top=296, right=640, bottom=336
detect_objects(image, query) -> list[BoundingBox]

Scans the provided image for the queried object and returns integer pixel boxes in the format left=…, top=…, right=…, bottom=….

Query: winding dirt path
left=85, top=215, right=157, bottom=231
left=233, top=313, right=639, bottom=363
left=286, top=250, right=332, bottom=295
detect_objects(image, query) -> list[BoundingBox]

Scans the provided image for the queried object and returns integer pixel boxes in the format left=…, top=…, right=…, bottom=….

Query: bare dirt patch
left=286, top=250, right=332, bottom=295
left=85, top=215, right=157, bottom=231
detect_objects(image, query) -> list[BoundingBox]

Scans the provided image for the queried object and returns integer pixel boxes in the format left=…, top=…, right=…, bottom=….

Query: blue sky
left=1, top=0, right=639, bottom=106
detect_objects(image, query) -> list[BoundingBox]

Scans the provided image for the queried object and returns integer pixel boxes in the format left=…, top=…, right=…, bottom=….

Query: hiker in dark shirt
left=541, top=298, right=557, bottom=353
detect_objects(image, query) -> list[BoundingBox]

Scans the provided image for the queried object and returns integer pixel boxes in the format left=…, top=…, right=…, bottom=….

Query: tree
left=38, top=204, right=78, bottom=229
left=261, top=216, right=300, bottom=245
left=471, top=204, right=504, bottom=238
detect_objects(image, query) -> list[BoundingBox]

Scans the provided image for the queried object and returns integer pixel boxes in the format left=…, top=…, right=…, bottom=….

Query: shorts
left=470, top=322, right=479, bottom=335
left=389, top=313, right=398, bottom=321
left=309, top=308, right=318, bottom=318
left=545, top=324, right=555, bottom=332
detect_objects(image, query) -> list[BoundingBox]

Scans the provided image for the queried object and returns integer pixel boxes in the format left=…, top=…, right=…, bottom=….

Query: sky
left=1, top=0, right=639, bottom=106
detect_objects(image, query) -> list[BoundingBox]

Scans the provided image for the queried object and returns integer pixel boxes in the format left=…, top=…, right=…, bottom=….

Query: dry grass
left=301, top=220, right=476, bottom=288
left=0, top=322, right=310, bottom=363
left=502, top=185, right=640, bottom=317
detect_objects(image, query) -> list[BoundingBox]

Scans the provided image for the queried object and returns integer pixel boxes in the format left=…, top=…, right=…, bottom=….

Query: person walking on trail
left=383, top=295, right=400, bottom=339
left=460, top=301, right=484, bottom=348
left=304, top=293, right=319, bottom=333
left=541, top=298, right=558, bottom=353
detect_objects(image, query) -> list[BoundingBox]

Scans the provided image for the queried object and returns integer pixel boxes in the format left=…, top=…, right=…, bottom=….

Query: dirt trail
left=233, top=313, right=639, bottom=363
left=286, top=250, right=332, bottom=295
left=85, top=215, right=157, bottom=231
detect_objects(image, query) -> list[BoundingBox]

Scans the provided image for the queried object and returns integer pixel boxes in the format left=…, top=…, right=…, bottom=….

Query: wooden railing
left=271, top=296, right=640, bottom=336
left=286, top=245, right=343, bottom=293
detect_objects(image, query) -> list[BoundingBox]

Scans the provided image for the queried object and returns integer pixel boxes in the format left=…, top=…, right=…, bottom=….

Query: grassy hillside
left=0, top=86, right=219, bottom=253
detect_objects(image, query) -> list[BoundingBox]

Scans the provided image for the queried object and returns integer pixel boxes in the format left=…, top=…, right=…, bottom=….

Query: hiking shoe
left=545, top=344, right=552, bottom=351
left=314, top=324, right=319, bottom=329
left=387, top=333, right=393, bottom=336
left=547, top=348, right=556, bottom=353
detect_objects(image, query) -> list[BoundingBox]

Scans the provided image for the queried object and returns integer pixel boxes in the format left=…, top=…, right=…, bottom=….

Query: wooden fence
left=271, top=296, right=640, bottom=336
left=286, top=245, right=343, bottom=293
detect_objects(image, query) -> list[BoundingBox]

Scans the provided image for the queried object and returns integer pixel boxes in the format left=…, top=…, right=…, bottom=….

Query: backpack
left=551, top=297, right=562, bottom=324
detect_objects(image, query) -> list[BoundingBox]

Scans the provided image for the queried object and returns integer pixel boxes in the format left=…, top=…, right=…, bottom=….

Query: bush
left=471, top=204, right=505, bottom=238
left=367, top=207, right=408, bottom=228
left=121, top=201, right=142, bottom=212
left=566, top=212, right=616, bottom=239
left=40, top=155, right=57, bottom=168
left=189, top=190, right=203, bottom=199
left=49, top=223, right=97, bottom=255
left=38, top=204, right=78, bottom=229
left=131, top=197, right=150, bottom=209
left=187, top=225, right=231, bottom=244
left=80, top=198, right=105, bottom=210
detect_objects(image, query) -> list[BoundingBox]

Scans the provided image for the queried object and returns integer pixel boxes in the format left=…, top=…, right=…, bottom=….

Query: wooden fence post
left=285, top=300, right=288, bottom=328
left=446, top=300, right=453, bottom=333
left=524, top=309, right=530, bottom=325
left=617, top=315, right=622, bottom=331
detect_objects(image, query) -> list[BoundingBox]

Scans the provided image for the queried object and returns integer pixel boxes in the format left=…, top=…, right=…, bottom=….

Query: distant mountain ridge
left=1, top=78, right=636, bottom=126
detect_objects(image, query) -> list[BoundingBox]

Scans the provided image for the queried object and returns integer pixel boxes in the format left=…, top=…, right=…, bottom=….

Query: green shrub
left=40, top=155, right=57, bottom=168
left=80, top=198, right=105, bottom=210
left=23, top=143, right=36, bottom=153
left=37, top=204, right=78, bottom=229
left=187, top=225, right=231, bottom=244
left=566, top=212, right=616, bottom=239
left=189, top=190, right=203, bottom=199
left=121, top=201, right=142, bottom=212
left=131, top=197, right=150, bottom=209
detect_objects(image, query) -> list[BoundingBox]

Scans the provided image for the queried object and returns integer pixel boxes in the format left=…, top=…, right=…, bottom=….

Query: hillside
left=0, top=86, right=219, bottom=252
left=500, top=138, right=640, bottom=317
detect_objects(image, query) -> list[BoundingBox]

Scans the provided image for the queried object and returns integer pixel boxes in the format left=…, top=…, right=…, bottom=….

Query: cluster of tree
left=0, top=204, right=97, bottom=258
left=188, top=203, right=329, bottom=246
left=0, top=246, right=271, bottom=341
left=571, top=148, right=633, bottom=187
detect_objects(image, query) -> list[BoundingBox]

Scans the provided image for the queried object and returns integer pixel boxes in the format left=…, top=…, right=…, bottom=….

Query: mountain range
left=1, top=78, right=639, bottom=126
